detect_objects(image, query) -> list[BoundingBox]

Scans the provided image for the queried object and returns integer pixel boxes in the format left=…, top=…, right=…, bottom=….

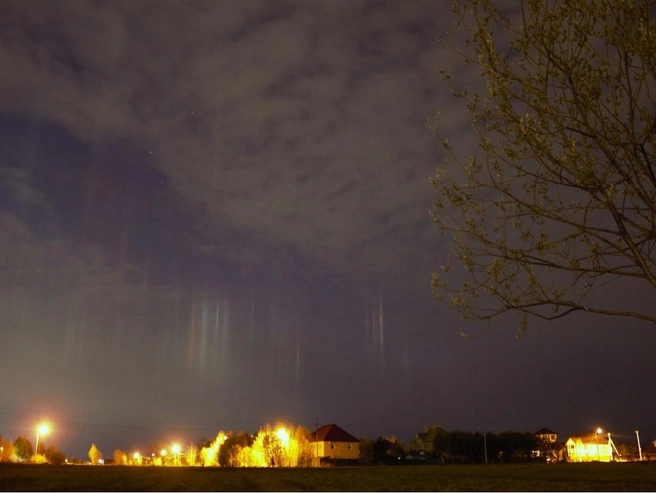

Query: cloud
left=0, top=0, right=455, bottom=289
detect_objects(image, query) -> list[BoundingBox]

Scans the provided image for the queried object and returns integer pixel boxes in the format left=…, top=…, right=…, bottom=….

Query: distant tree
left=186, top=443, right=199, bottom=467
left=358, top=436, right=375, bottom=465
left=374, top=436, right=405, bottom=461
left=497, top=431, right=537, bottom=463
left=113, top=449, right=127, bottom=466
left=13, top=436, right=33, bottom=461
left=218, top=433, right=236, bottom=467
left=424, top=426, right=448, bottom=454
left=88, top=443, right=102, bottom=465
left=616, top=442, right=638, bottom=461
left=443, top=430, right=475, bottom=463
left=223, top=431, right=254, bottom=467
left=45, top=445, right=66, bottom=466
left=432, top=0, right=656, bottom=333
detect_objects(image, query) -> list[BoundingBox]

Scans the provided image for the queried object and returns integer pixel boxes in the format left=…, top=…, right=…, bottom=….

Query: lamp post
left=171, top=444, right=181, bottom=466
left=635, top=430, right=643, bottom=461
left=35, top=423, right=50, bottom=461
left=595, top=428, right=602, bottom=461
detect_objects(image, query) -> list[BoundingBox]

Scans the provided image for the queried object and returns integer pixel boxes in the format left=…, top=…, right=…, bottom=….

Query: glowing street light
left=595, top=428, right=602, bottom=461
left=34, top=422, right=50, bottom=460
left=171, top=443, right=181, bottom=465
left=275, top=427, right=290, bottom=447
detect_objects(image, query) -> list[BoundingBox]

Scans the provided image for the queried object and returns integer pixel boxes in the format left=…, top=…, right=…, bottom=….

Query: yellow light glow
left=276, top=427, right=290, bottom=447
left=160, top=449, right=167, bottom=456
left=171, top=443, right=181, bottom=454
left=37, top=423, right=50, bottom=436
left=596, top=428, right=603, bottom=434
left=133, top=452, right=140, bottom=460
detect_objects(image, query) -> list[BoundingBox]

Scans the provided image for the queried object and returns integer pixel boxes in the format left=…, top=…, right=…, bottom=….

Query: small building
left=534, top=428, right=558, bottom=444
left=311, top=424, right=360, bottom=464
left=534, top=428, right=562, bottom=462
left=566, top=433, right=613, bottom=462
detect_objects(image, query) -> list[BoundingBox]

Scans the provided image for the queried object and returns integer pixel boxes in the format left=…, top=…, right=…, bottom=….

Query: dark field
left=1, top=462, right=656, bottom=491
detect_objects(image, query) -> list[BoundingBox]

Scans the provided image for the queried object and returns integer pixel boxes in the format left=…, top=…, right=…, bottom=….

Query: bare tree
left=432, top=0, right=656, bottom=332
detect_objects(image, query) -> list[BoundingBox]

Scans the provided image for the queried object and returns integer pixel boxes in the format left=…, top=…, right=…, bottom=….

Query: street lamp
left=276, top=427, right=290, bottom=447
left=595, top=428, right=602, bottom=461
left=35, top=423, right=50, bottom=460
left=171, top=443, right=181, bottom=466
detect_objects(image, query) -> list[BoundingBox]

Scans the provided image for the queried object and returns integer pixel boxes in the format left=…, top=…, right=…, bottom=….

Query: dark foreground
left=1, top=462, right=656, bottom=491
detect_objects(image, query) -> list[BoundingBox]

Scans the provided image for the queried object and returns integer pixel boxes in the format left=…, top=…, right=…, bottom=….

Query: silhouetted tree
left=13, top=436, right=33, bottom=461
left=374, top=436, right=405, bottom=462
left=358, top=436, right=375, bottom=465
left=432, top=0, right=656, bottom=333
left=45, top=445, right=66, bottom=465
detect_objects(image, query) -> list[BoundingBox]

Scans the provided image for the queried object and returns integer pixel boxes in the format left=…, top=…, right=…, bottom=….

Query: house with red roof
left=310, top=424, right=360, bottom=463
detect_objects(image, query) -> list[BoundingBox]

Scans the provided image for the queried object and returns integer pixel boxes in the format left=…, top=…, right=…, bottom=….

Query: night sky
left=1, top=1, right=654, bottom=458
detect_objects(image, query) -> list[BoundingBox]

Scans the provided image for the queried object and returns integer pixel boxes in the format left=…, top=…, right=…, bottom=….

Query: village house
left=533, top=427, right=564, bottom=462
left=534, top=428, right=558, bottom=444
left=566, top=433, right=615, bottom=462
left=310, top=424, right=360, bottom=464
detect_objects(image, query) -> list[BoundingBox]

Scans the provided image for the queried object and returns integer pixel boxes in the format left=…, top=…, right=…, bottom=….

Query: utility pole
left=483, top=433, right=488, bottom=464
left=635, top=430, right=643, bottom=461
left=315, top=419, right=319, bottom=467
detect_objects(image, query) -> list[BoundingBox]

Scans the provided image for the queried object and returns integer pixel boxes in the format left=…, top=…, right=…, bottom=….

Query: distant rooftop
left=312, top=424, right=359, bottom=443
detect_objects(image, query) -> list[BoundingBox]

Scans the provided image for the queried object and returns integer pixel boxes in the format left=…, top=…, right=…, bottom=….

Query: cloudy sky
left=0, top=0, right=654, bottom=458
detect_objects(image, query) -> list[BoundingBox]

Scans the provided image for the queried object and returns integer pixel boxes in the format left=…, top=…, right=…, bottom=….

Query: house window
left=330, top=443, right=335, bottom=449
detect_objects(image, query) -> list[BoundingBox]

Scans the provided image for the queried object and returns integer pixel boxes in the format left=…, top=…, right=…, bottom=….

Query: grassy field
left=1, top=462, right=656, bottom=491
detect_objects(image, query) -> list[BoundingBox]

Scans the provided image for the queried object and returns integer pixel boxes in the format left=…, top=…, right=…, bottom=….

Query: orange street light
left=35, top=423, right=50, bottom=459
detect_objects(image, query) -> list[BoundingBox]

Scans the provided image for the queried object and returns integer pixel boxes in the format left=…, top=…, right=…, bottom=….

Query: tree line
left=0, top=434, right=66, bottom=465
left=359, top=429, right=549, bottom=465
